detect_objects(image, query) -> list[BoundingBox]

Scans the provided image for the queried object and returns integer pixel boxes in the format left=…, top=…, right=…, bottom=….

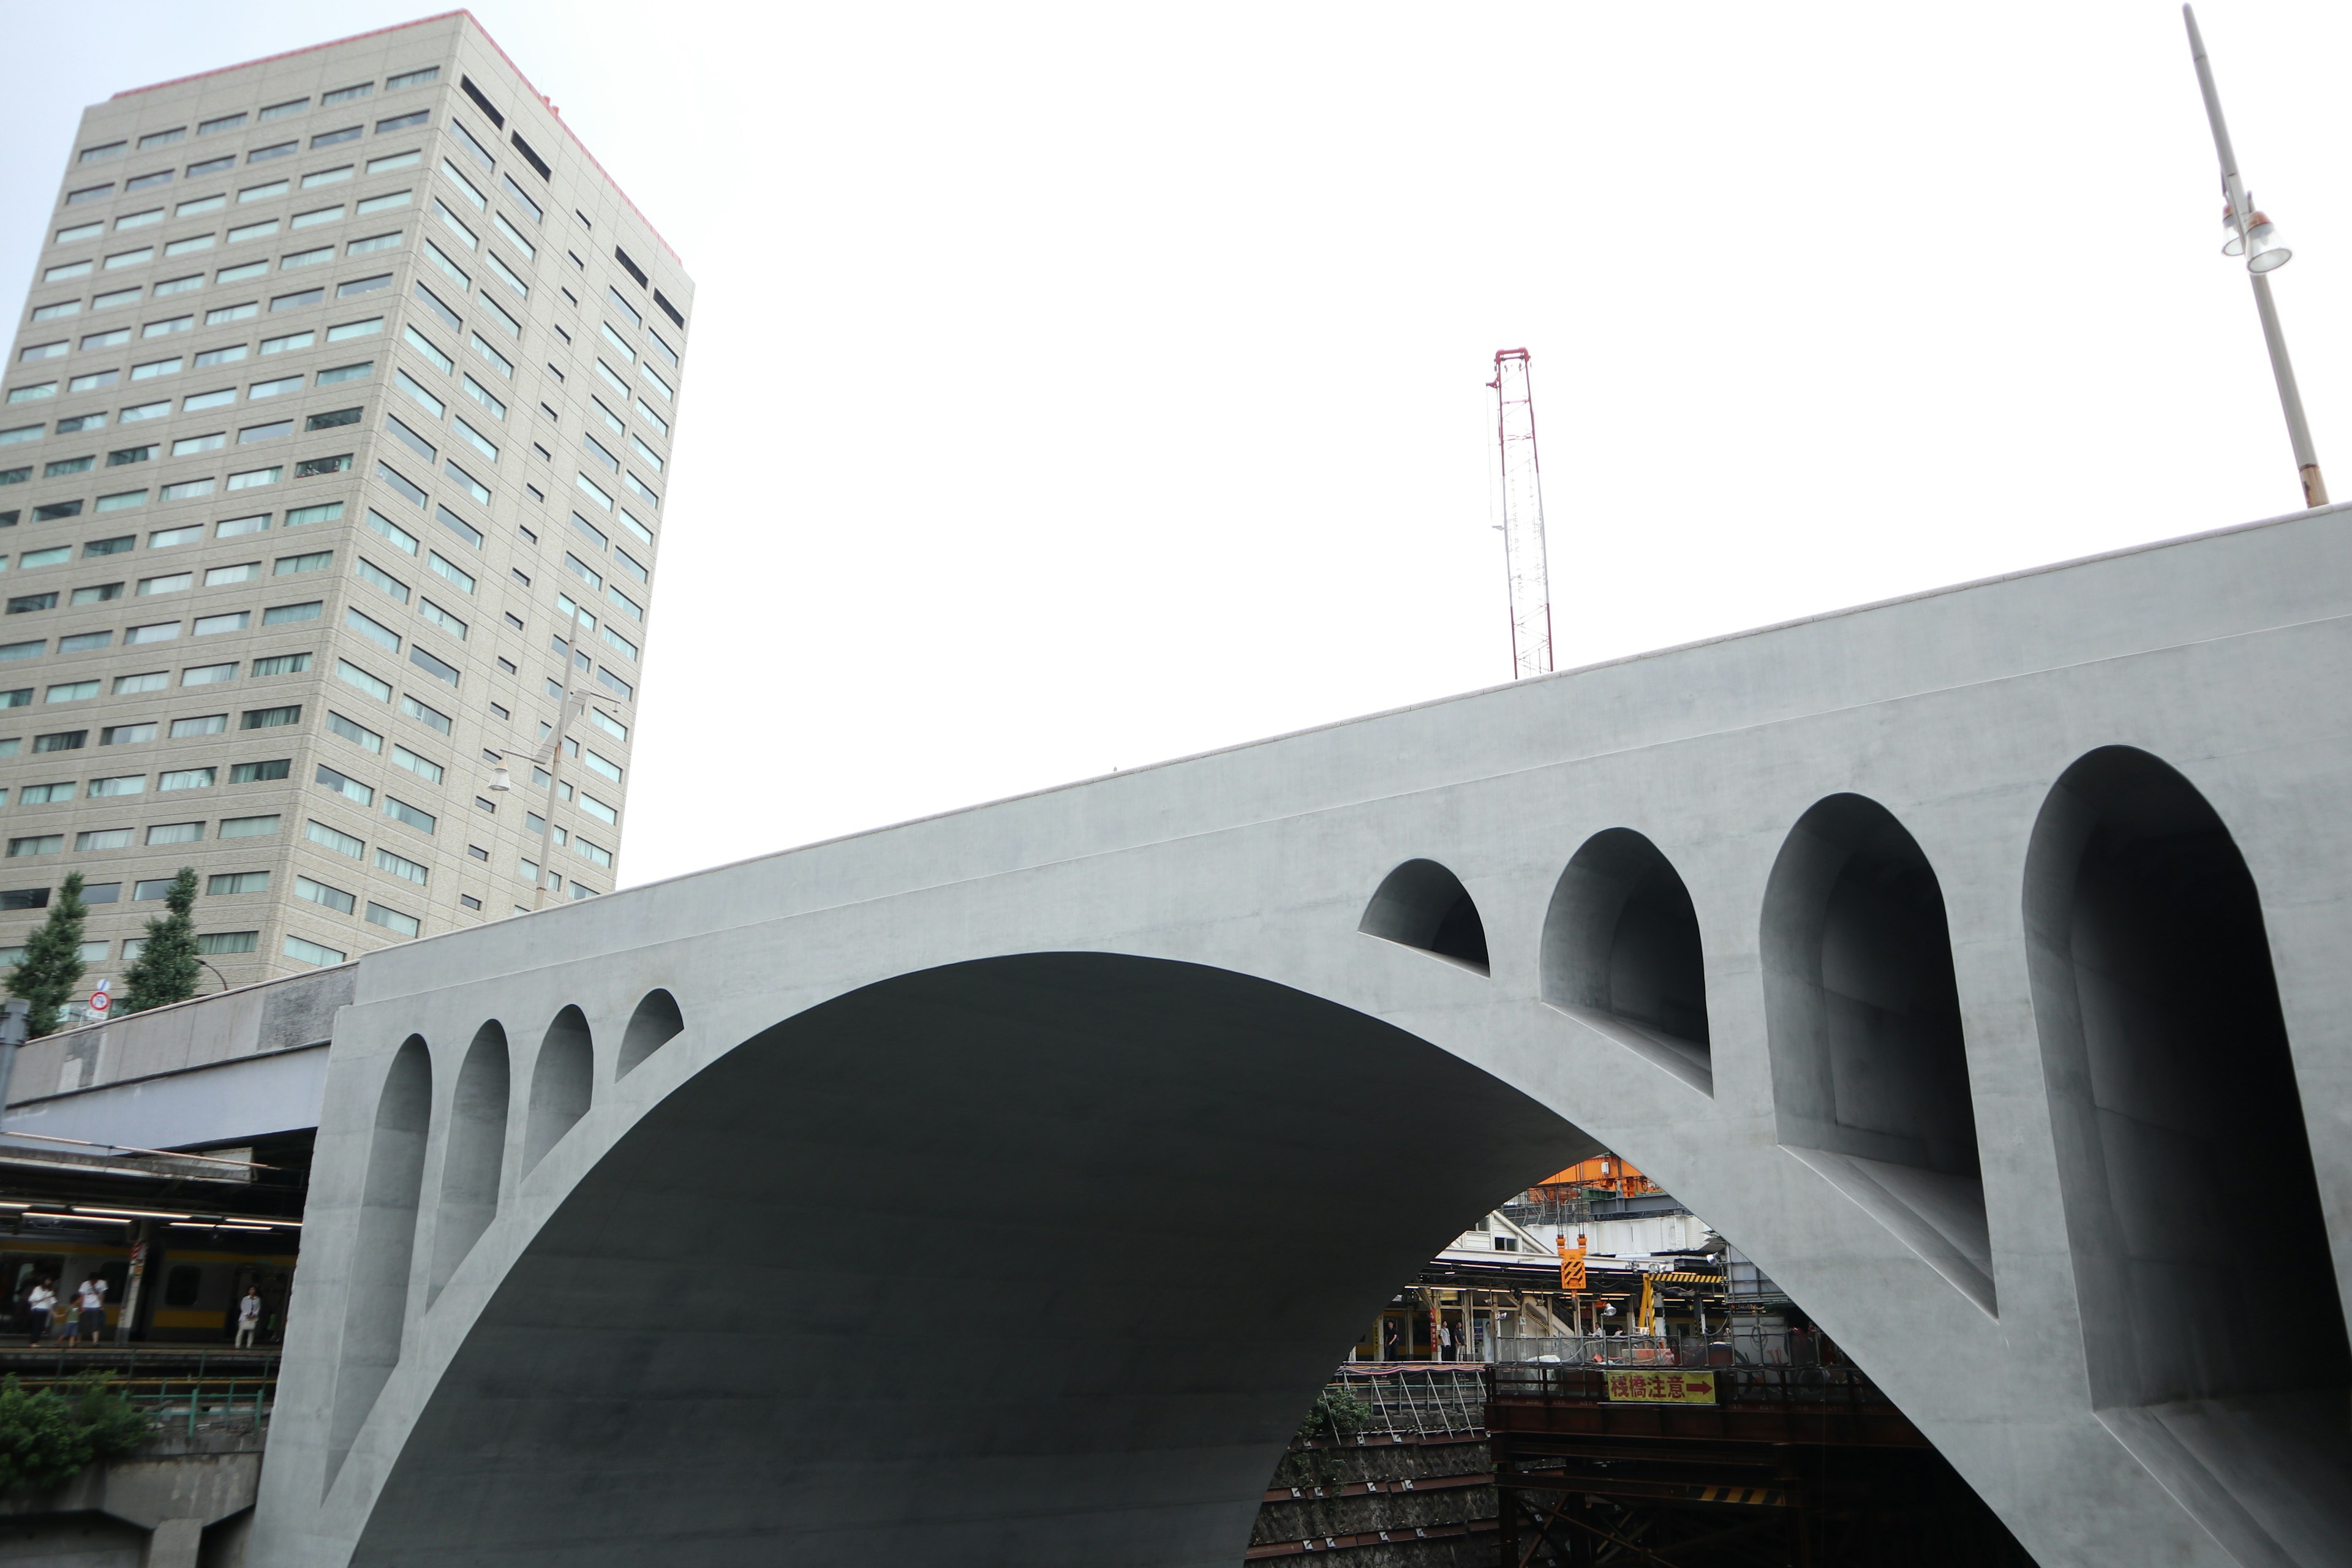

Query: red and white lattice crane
left=1488, top=349, right=1553, bottom=680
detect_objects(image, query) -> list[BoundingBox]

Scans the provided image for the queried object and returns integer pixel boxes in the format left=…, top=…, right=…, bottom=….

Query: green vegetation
left=121, top=867, right=203, bottom=1014
left=0, top=1375, right=151, bottom=1491
left=1295, top=1383, right=1372, bottom=1445
left=5, top=873, right=89, bottom=1038
left=1289, top=1384, right=1375, bottom=1487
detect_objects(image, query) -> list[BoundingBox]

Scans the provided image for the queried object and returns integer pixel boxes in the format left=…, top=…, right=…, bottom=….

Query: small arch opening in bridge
left=324, top=1034, right=431, bottom=1493
left=1360, top=859, right=1489, bottom=974
left=2024, top=746, right=2351, bottom=1546
left=616, top=988, right=684, bottom=1079
left=428, top=1022, right=509, bottom=1309
left=523, top=1006, right=594, bottom=1174
left=1541, top=829, right=1712, bottom=1094
left=1762, top=794, right=1992, bottom=1313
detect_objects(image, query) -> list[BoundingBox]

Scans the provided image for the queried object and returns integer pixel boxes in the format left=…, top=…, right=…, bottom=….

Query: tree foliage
left=6, top=873, right=88, bottom=1038
left=0, top=1374, right=150, bottom=1492
left=120, top=867, right=202, bottom=1015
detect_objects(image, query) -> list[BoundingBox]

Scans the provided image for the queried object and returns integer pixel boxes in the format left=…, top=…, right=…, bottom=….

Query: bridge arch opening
left=1360, top=858, right=1490, bottom=974
left=325, top=1033, right=431, bottom=1493
left=2023, top=746, right=2351, bottom=1547
left=428, top=1022, right=509, bottom=1308
left=1761, top=793, right=1992, bottom=1312
left=350, top=954, right=1589, bottom=1566
left=1540, top=828, right=1711, bottom=1093
left=522, top=1006, right=593, bottom=1174
left=616, top=987, right=684, bottom=1079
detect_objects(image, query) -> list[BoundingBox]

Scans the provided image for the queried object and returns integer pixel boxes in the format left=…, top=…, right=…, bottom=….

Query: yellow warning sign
left=1603, top=1370, right=1717, bottom=1405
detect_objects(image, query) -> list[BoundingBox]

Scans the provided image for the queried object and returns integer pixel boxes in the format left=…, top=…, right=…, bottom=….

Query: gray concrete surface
left=0, top=1431, right=263, bottom=1567
left=2, top=966, right=350, bottom=1152
left=249, top=504, right=2352, bottom=1566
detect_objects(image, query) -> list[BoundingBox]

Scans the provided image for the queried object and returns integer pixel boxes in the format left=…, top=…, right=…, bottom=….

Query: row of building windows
left=0, top=927, right=265, bottom=968
left=7, top=341, right=376, bottom=418
left=70, top=85, right=439, bottom=200
left=6, top=810, right=279, bottom=854
left=4, top=753, right=290, bottom=810
left=43, top=151, right=425, bottom=258
left=0, top=655, right=309, bottom=703
left=78, top=66, right=440, bottom=167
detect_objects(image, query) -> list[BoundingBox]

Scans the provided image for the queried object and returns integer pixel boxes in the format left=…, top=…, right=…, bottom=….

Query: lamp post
left=488, top=686, right=594, bottom=910
left=2184, top=5, right=2328, bottom=508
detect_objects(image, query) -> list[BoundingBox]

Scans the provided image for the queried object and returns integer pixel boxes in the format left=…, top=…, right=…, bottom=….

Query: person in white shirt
left=235, top=1287, right=262, bottom=1348
left=24, top=1278, right=55, bottom=1341
left=68, top=1276, right=107, bottom=1346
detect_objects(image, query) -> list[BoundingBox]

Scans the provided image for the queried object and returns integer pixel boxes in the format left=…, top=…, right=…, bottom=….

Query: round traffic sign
left=88, top=990, right=110, bottom=1014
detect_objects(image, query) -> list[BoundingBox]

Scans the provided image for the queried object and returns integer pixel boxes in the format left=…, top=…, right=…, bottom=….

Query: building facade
left=0, top=13, right=688, bottom=1001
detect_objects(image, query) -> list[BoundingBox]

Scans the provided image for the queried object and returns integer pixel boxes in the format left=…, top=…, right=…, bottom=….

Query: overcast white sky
left=6, top=3, right=2347, bottom=888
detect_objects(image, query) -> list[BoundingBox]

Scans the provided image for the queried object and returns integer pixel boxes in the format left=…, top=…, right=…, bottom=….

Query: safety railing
left=5, top=1376, right=274, bottom=1439
left=1494, top=1327, right=1838, bottom=1368
left=1491, top=1358, right=1894, bottom=1414
left=1325, top=1364, right=1490, bottom=1438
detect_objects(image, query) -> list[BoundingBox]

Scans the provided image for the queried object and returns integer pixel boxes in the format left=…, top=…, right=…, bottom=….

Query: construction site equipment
left=1487, top=349, right=1554, bottom=680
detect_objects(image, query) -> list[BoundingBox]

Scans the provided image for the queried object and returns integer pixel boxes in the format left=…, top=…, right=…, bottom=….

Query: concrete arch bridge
left=253, top=508, right=2352, bottom=1567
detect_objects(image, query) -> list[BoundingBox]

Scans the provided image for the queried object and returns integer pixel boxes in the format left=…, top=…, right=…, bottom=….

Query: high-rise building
left=0, top=14, right=688, bottom=1006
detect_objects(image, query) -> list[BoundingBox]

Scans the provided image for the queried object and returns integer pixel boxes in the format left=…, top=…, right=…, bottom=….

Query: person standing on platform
left=235, top=1286, right=262, bottom=1348
left=26, top=1278, right=55, bottom=1341
left=1382, top=1319, right=1402, bottom=1362
left=73, top=1275, right=107, bottom=1346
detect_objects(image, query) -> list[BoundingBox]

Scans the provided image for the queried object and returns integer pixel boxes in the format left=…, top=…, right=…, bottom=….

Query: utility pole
left=488, top=687, right=594, bottom=908
left=1488, top=349, right=1555, bottom=679
left=2184, top=5, right=2328, bottom=508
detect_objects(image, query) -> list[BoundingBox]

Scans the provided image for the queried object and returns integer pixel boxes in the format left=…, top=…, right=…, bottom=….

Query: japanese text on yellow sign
left=1603, top=1370, right=1717, bottom=1405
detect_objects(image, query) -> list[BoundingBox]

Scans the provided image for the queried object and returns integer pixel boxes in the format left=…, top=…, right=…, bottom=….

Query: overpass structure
left=249, top=507, right=2352, bottom=1567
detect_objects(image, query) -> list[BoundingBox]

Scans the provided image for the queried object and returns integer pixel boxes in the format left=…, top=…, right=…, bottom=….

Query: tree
left=0, top=1374, right=150, bottom=1491
left=119, top=867, right=202, bottom=1015
left=7, top=874, right=88, bottom=1038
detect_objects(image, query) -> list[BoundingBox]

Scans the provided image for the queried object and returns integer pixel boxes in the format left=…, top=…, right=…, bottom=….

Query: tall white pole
left=2185, top=5, right=2329, bottom=507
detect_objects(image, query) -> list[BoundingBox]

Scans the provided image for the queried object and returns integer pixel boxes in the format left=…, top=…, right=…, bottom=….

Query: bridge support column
left=140, top=1517, right=202, bottom=1568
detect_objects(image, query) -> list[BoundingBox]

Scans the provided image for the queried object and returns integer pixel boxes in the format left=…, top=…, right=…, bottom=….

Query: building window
left=376, top=846, right=428, bottom=885
left=364, top=902, right=420, bottom=937
left=283, top=934, right=344, bottom=966
left=297, top=875, right=356, bottom=913
left=336, top=660, right=392, bottom=702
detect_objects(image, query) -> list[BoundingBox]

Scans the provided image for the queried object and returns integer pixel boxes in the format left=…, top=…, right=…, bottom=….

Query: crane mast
left=1489, top=349, right=1554, bottom=679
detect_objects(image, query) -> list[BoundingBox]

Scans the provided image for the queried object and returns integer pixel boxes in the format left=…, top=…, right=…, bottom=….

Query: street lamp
left=2184, top=5, right=2328, bottom=508
left=487, top=685, right=594, bottom=910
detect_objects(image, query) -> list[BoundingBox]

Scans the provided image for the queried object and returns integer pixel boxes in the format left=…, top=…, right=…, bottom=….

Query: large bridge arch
left=347, top=955, right=1591, bottom=1567
left=254, top=508, right=2352, bottom=1568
